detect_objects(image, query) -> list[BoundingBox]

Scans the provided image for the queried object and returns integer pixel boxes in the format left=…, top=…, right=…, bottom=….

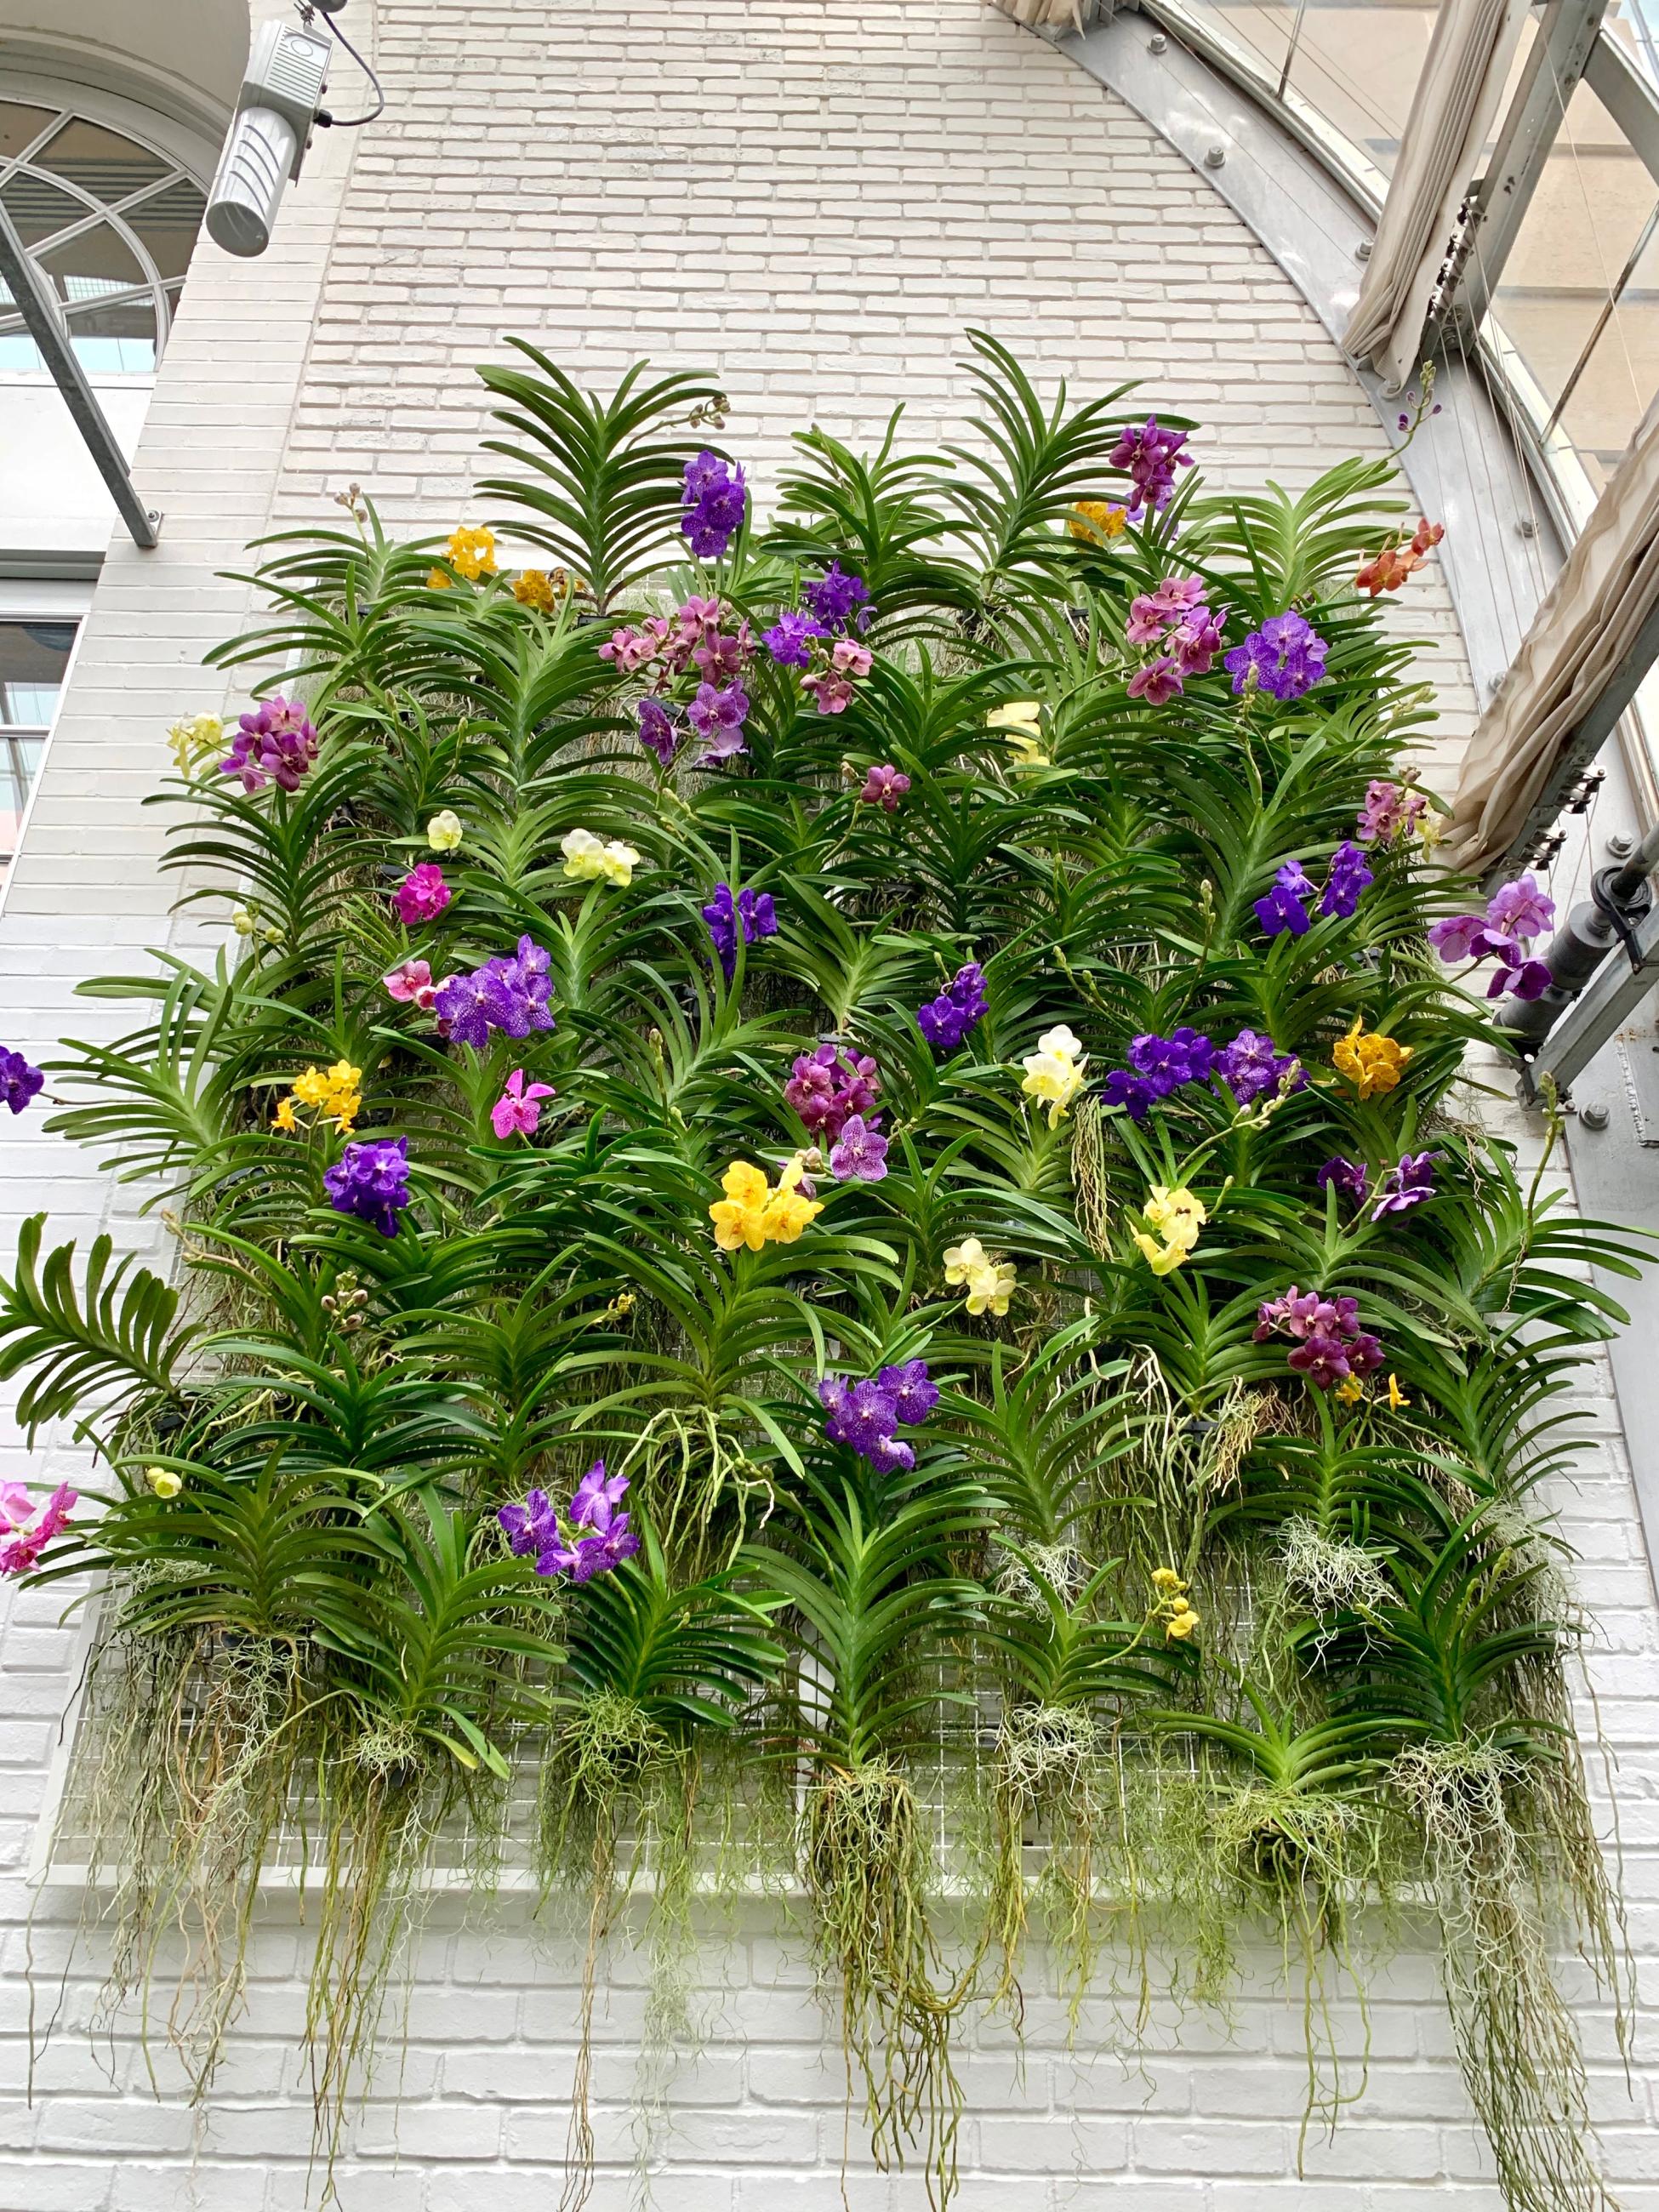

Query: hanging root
left=990, top=1542, right=1091, bottom=1611
left=1070, top=1097, right=1114, bottom=1257
left=986, top=1704, right=1107, bottom=2015
left=540, top=1692, right=677, bottom=2212
left=1209, top=1785, right=1384, bottom=2151
left=802, top=1763, right=968, bottom=2208
left=305, top=1736, right=438, bottom=2205
left=616, top=1408, right=776, bottom=1565
left=1276, top=1517, right=1394, bottom=1616
left=59, top=1625, right=300, bottom=2101
left=1392, top=1739, right=1618, bottom=2212
left=1128, top=1355, right=1281, bottom=1574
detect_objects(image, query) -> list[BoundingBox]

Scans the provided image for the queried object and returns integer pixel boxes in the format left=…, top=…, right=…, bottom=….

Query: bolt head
left=1354, top=240, right=1372, bottom=261
left=1606, top=831, right=1637, bottom=859
left=1579, top=1101, right=1611, bottom=1131
left=1149, top=31, right=1168, bottom=50
left=1204, top=145, right=1227, bottom=168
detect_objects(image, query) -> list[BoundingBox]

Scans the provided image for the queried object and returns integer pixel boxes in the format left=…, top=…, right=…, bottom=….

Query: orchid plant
left=0, top=334, right=1644, bottom=2212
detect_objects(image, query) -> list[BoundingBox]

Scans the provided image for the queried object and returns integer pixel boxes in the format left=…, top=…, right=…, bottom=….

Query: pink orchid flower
left=384, top=958, right=438, bottom=1011
left=490, top=1069, right=556, bottom=1140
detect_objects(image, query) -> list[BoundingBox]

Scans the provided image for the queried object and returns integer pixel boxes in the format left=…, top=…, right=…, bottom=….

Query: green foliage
left=0, top=1216, right=191, bottom=1440
left=8, top=340, right=1644, bottom=2211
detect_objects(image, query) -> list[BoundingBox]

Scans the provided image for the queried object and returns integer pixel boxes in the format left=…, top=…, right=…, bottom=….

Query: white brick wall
left=0, top=3, right=1651, bottom=2205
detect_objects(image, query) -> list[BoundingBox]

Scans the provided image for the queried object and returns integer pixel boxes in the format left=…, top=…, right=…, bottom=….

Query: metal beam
left=1527, top=895, right=1659, bottom=1092
left=0, top=200, right=161, bottom=551
left=1493, top=590, right=1659, bottom=880
left=1584, top=26, right=1659, bottom=189
left=1446, top=0, right=1608, bottom=331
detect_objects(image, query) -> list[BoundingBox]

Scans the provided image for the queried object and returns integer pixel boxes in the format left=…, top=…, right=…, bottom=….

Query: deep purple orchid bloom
left=1128, top=1028, right=1214, bottom=1096
left=804, top=562, right=870, bottom=631
left=764, top=609, right=828, bottom=668
left=1101, top=1069, right=1157, bottom=1120
left=682, top=452, right=746, bottom=559
left=1255, top=859, right=1315, bottom=938
left=877, top=1359, right=939, bottom=1425
left=688, top=680, right=750, bottom=761
left=434, top=937, right=555, bottom=1049
left=916, top=962, right=988, bottom=1054
left=1316, top=1156, right=1369, bottom=1206
left=636, top=697, right=682, bottom=767
left=1371, top=1151, right=1439, bottom=1219
left=1216, top=1029, right=1303, bottom=1106
left=0, top=1050, right=44, bottom=1115
left=1320, top=841, right=1374, bottom=921
left=322, top=1137, right=412, bottom=1238
left=704, top=882, right=777, bottom=980
left=1224, top=611, right=1327, bottom=702
left=499, top=1486, right=559, bottom=1559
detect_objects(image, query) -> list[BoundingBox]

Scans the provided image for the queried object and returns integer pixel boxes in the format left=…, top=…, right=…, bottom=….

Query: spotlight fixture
left=204, top=19, right=333, bottom=258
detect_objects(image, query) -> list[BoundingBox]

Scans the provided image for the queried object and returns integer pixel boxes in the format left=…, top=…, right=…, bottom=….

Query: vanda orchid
left=0, top=335, right=1644, bottom=2212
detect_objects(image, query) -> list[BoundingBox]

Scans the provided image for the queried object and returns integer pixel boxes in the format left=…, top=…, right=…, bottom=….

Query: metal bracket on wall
left=0, top=200, right=162, bottom=551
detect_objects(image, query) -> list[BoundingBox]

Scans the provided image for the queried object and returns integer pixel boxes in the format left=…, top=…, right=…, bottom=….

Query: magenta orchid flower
left=490, top=1068, right=556, bottom=1140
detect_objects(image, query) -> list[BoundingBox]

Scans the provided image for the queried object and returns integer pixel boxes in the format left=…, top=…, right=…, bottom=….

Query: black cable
left=1590, top=867, right=1648, bottom=972
left=301, top=3, right=386, bottom=128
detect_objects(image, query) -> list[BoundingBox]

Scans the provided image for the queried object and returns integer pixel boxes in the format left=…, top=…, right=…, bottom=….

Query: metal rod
left=1274, top=0, right=1309, bottom=103
left=1607, top=814, right=1659, bottom=900
left=0, top=199, right=162, bottom=550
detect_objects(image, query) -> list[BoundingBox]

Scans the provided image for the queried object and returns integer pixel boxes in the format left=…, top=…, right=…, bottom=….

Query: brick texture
left=0, top=3, right=1652, bottom=2207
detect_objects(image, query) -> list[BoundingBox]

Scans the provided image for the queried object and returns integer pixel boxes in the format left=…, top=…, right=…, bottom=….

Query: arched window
left=0, top=90, right=212, bottom=375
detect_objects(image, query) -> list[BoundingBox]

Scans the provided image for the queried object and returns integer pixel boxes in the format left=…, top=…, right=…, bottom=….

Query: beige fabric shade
left=989, top=0, right=1088, bottom=26
left=1446, top=399, right=1659, bottom=872
left=1344, top=0, right=1529, bottom=392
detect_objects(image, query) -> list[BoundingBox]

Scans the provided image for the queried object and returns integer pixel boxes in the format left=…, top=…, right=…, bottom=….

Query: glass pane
left=0, top=102, right=58, bottom=167
left=65, top=297, right=158, bottom=374
left=0, top=168, right=87, bottom=248
left=127, top=177, right=207, bottom=282
left=0, top=333, right=45, bottom=372
left=1604, top=0, right=1659, bottom=91
left=1556, top=217, right=1659, bottom=491
left=1167, top=0, right=1299, bottom=89
left=37, top=220, right=157, bottom=368
left=0, top=736, right=44, bottom=887
left=0, top=621, right=76, bottom=727
left=1286, top=0, right=1439, bottom=174
left=39, top=220, right=145, bottom=306
left=1488, top=72, right=1659, bottom=476
left=34, top=116, right=168, bottom=204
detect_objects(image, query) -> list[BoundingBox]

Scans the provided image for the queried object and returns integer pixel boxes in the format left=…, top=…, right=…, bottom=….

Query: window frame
left=0, top=578, right=91, bottom=912
left=0, top=67, right=219, bottom=387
